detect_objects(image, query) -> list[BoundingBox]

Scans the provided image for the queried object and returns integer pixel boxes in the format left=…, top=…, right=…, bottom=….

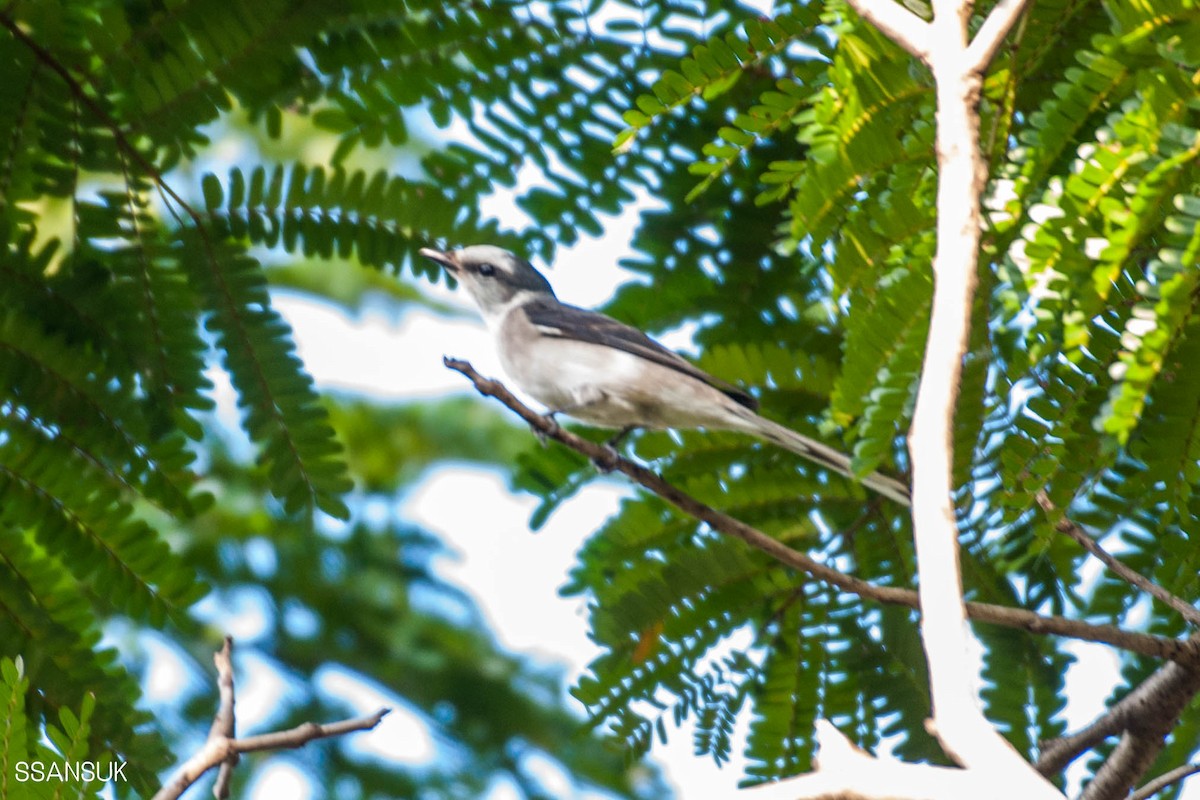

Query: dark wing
left=521, top=296, right=758, bottom=411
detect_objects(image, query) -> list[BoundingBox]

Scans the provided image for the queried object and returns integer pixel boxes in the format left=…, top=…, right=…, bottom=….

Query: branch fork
left=152, top=637, right=389, bottom=800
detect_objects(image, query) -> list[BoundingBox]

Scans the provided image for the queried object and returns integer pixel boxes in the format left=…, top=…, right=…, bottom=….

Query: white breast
left=489, top=302, right=745, bottom=431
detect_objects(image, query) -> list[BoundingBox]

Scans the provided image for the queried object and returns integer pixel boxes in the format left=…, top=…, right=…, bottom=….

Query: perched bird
left=420, top=245, right=910, bottom=505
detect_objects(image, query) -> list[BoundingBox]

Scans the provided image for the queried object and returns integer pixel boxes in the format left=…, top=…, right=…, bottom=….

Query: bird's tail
left=735, top=411, right=911, bottom=506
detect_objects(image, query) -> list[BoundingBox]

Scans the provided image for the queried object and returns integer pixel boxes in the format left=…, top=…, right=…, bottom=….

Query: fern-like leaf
left=177, top=230, right=351, bottom=517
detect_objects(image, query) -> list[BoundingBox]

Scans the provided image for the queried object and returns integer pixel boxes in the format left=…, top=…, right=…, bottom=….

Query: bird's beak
left=418, top=247, right=460, bottom=275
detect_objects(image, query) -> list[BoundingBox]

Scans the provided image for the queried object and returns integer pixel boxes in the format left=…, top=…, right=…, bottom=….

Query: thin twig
left=151, top=638, right=389, bottom=800
left=230, top=712, right=391, bottom=752
left=208, top=637, right=238, bottom=799
left=1037, top=491, right=1200, bottom=627
left=443, top=357, right=1198, bottom=665
left=964, top=0, right=1035, bottom=69
left=1131, top=762, right=1200, bottom=800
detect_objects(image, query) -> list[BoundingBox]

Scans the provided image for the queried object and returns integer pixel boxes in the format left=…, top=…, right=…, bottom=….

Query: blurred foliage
left=327, top=395, right=532, bottom=490
left=2, top=0, right=1200, bottom=797
left=2, top=657, right=110, bottom=800
left=158, top=430, right=662, bottom=800
left=269, top=258, right=450, bottom=314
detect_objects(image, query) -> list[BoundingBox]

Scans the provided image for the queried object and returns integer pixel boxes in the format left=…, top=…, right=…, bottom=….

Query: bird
left=419, top=245, right=910, bottom=506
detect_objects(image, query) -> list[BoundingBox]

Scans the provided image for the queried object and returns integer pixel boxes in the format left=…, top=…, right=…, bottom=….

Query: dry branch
left=444, top=357, right=1195, bottom=665
left=208, top=638, right=238, bottom=798
left=152, top=638, right=389, bottom=800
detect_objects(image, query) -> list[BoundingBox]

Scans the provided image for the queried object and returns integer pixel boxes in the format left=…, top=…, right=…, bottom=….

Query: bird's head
left=419, top=245, right=555, bottom=315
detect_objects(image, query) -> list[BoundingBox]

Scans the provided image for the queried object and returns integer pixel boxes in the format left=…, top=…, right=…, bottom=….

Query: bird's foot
left=591, top=443, right=622, bottom=474
left=591, top=426, right=636, bottom=472
left=535, top=411, right=562, bottom=447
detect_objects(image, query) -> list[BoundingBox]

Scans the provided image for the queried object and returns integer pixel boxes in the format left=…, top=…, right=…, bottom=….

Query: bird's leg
left=591, top=426, right=637, bottom=473
left=535, top=389, right=604, bottom=446
left=606, top=425, right=638, bottom=449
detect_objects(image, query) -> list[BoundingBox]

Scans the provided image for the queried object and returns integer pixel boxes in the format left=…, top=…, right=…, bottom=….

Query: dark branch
left=1037, top=491, right=1200, bottom=627
left=1084, top=733, right=1173, bottom=800
left=1079, top=657, right=1200, bottom=800
left=1037, top=658, right=1200, bottom=778
left=444, top=357, right=1199, bottom=665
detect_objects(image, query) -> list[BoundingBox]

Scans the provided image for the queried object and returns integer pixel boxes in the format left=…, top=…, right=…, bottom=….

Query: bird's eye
left=478, top=263, right=497, bottom=277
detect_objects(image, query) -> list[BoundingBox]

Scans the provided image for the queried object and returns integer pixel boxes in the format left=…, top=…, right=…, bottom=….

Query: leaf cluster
left=2, top=657, right=110, bottom=800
